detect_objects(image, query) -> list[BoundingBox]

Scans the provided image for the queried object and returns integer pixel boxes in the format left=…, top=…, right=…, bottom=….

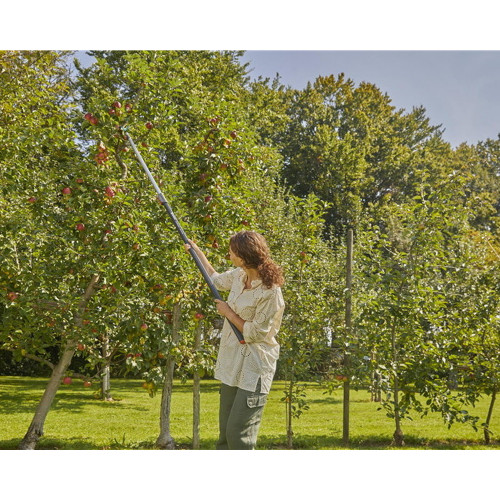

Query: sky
left=3, top=1, right=499, bottom=150
left=76, top=49, right=500, bottom=148
left=240, top=50, right=500, bottom=148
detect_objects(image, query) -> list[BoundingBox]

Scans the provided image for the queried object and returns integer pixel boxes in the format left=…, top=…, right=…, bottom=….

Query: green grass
left=0, top=376, right=498, bottom=450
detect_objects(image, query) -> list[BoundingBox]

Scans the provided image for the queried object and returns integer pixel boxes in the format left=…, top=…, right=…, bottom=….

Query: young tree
left=354, top=168, right=483, bottom=445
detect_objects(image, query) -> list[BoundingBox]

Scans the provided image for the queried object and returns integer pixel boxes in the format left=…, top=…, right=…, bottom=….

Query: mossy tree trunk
left=156, top=302, right=181, bottom=449
left=19, top=274, right=100, bottom=450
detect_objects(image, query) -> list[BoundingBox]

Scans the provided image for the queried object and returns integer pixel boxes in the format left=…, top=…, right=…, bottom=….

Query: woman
left=185, top=230, right=285, bottom=450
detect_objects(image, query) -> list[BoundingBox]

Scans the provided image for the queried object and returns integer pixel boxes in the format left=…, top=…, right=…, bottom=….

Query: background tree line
left=0, top=50, right=498, bottom=448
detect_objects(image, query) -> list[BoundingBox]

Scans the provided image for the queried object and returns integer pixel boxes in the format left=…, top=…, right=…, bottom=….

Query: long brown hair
left=229, top=231, right=284, bottom=288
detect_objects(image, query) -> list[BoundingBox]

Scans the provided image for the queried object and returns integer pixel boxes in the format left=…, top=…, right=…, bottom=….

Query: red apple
left=62, top=187, right=72, bottom=196
left=83, top=381, right=92, bottom=388
left=76, top=178, right=84, bottom=184
left=105, top=186, right=116, bottom=198
left=204, top=195, right=213, bottom=203
left=7, top=292, right=19, bottom=302
left=27, top=197, right=36, bottom=203
left=62, top=376, right=72, bottom=385
left=76, top=223, right=85, bottom=231
left=145, top=122, right=154, bottom=130
left=230, top=130, right=238, bottom=139
left=112, top=101, right=121, bottom=109
left=84, top=112, right=92, bottom=121
left=140, top=323, right=148, bottom=331
left=194, top=313, right=204, bottom=320
left=89, top=116, right=98, bottom=125
left=77, top=343, right=85, bottom=351
left=212, top=241, right=219, bottom=249
left=125, top=103, right=133, bottom=112
left=241, top=220, right=249, bottom=226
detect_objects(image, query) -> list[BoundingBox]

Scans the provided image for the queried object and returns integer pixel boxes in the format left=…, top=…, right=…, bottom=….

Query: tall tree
left=276, top=74, right=445, bottom=239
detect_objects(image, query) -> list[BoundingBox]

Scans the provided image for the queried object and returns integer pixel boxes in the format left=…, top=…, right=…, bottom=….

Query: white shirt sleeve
left=210, top=268, right=240, bottom=291
left=242, top=287, right=285, bottom=344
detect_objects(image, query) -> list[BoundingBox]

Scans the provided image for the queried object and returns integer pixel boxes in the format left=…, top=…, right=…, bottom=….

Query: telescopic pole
left=123, top=130, right=245, bottom=344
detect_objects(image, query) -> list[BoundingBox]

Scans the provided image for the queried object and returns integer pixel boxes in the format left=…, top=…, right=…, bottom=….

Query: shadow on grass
left=0, top=436, right=220, bottom=451
left=0, top=390, right=153, bottom=415
left=258, top=433, right=499, bottom=450
left=0, top=437, right=99, bottom=450
left=2, top=433, right=496, bottom=450
left=0, top=377, right=221, bottom=415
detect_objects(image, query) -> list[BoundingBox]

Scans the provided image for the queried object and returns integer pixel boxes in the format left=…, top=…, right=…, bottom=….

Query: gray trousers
left=216, top=380, right=268, bottom=450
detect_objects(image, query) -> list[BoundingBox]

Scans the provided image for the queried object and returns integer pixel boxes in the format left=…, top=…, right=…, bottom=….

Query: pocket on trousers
left=247, top=394, right=267, bottom=408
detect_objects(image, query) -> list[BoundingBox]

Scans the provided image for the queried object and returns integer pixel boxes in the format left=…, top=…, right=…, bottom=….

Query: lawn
left=0, top=376, right=498, bottom=450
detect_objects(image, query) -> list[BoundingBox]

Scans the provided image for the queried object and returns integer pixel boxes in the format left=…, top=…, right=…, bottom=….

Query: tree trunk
left=343, top=228, right=353, bottom=446
left=192, top=320, right=203, bottom=449
left=19, top=274, right=100, bottom=450
left=484, top=388, right=497, bottom=445
left=101, top=335, right=112, bottom=401
left=372, top=370, right=382, bottom=403
left=370, top=351, right=382, bottom=403
left=392, top=377, right=405, bottom=447
left=156, top=302, right=181, bottom=449
left=390, top=320, right=404, bottom=447
left=286, top=378, right=294, bottom=449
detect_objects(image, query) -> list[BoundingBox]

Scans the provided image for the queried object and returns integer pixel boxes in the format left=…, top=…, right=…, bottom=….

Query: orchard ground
left=0, top=376, right=498, bottom=450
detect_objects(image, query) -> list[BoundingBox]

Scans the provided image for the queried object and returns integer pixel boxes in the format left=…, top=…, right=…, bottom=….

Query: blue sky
left=3, top=1, right=499, bottom=151
left=240, top=51, right=500, bottom=148
left=77, top=50, right=500, bottom=148
left=4, top=1, right=499, bottom=151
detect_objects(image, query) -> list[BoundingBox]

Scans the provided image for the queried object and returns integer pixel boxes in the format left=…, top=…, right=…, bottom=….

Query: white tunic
left=211, top=267, right=285, bottom=394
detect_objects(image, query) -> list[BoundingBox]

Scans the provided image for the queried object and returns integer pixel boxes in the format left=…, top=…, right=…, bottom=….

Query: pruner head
left=117, top=125, right=130, bottom=142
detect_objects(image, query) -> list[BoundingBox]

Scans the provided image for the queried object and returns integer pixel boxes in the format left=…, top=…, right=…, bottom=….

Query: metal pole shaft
left=124, top=131, right=245, bottom=344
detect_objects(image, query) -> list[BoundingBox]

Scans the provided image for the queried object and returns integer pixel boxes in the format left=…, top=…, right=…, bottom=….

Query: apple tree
left=353, top=164, right=487, bottom=445
left=439, top=229, right=500, bottom=444
left=72, top=50, right=336, bottom=449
